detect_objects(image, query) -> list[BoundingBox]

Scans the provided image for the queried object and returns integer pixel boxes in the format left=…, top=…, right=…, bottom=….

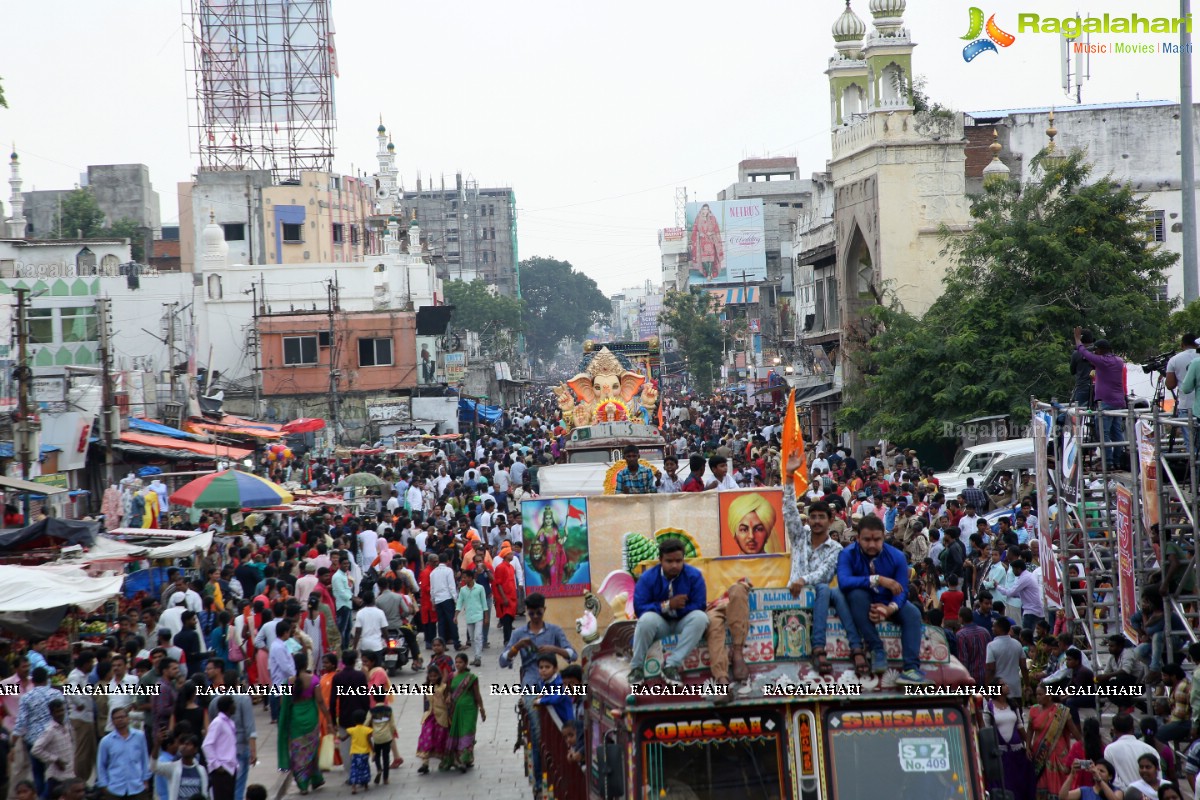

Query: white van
left=934, top=438, right=1034, bottom=496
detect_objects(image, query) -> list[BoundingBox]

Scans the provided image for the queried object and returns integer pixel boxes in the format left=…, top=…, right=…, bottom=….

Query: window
left=358, top=337, right=393, bottom=367
left=489, top=204, right=495, bottom=217
left=99, top=254, right=120, bottom=275
left=1155, top=284, right=1169, bottom=303
left=60, top=307, right=98, bottom=343
left=318, top=331, right=332, bottom=347
left=26, top=309, right=54, bottom=344
left=813, top=279, right=826, bottom=332
left=350, top=225, right=359, bottom=245
left=827, top=276, right=840, bottom=328
left=282, top=223, right=303, bottom=243
left=481, top=251, right=490, bottom=263
left=222, top=223, right=245, bottom=242
left=283, top=335, right=318, bottom=365
left=1147, top=210, right=1166, bottom=242
left=332, top=223, right=344, bottom=243
left=207, top=274, right=223, bottom=300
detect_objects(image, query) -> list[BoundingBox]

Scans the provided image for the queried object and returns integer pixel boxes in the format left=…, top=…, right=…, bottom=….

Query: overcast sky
left=0, top=0, right=1193, bottom=295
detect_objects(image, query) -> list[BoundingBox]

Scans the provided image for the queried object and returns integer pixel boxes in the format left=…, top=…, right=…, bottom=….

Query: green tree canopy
left=519, top=256, right=611, bottom=363
left=0, top=76, right=7, bottom=109
left=840, top=150, right=1175, bottom=443
left=660, top=289, right=725, bottom=395
left=105, top=218, right=145, bottom=262
left=444, top=278, right=524, bottom=334
left=55, top=188, right=106, bottom=239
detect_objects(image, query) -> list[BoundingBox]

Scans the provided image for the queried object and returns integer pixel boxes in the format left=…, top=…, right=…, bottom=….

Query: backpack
left=226, top=625, right=245, bottom=663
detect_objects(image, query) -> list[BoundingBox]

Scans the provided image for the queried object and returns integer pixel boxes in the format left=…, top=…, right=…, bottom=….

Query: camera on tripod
left=1142, top=351, right=1173, bottom=374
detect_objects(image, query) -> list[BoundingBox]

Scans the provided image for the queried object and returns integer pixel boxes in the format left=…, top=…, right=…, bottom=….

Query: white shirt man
left=168, top=588, right=203, bottom=614
left=159, top=605, right=187, bottom=638
left=435, top=469, right=453, bottom=496
left=1168, top=339, right=1199, bottom=413
left=385, top=493, right=401, bottom=514
left=406, top=482, right=424, bottom=514
left=509, top=522, right=523, bottom=545
left=1104, top=730, right=1158, bottom=789
left=355, top=603, right=389, bottom=652
left=859, top=497, right=878, bottom=518
left=358, top=529, right=379, bottom=572
left=415, top=528, right=430, bottom=553
left=811, top=455, right=830, bottom=474
left=493, top=468, right=511, bottom=494
left=429, top=562, right=459, bottom=606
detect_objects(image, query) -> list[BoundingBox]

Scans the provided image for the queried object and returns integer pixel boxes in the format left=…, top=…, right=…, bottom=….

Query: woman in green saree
left=441, top=652, right=486, bottom=773
left=278, top=652, right=329, bottom=795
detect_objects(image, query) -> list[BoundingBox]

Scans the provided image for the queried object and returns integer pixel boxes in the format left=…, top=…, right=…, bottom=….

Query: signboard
left=1060, top=412, right=1081, bottom=505
left=748, top=318, right=761, bottom=333
left=1033, top=415, right=1062, bottom=607
left=1115, top=484, right=1138, bottom=643
left=661, top=227, right=684, bottom=241
left=685, top=199, right=767, bottom=285
left=637, top=710, right=781, bottom=744
left=33, top=473, right=68, bottom=489
left=444, top=352, right=466, bottom=383
left=416, top=335, right=440, bottom=385
left=364, top=396, right=411, bottom=423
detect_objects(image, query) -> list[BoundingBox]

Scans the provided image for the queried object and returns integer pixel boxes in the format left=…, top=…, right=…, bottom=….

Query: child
left=561, top=664, right=586, bottom=722
left=368, top=705, right=402, bottom=785
left=246, top=785, right=267, bottom=800
left=341, top=708, right=373, bottom=793
left=416, top=665, right=450, bottom=775
left=534, top=653, right=573, bottom=723
left=430, top=637, right=455, bottom=683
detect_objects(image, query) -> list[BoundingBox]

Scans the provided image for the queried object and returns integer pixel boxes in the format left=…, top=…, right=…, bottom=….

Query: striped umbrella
left=169, top=469, right=294, bottom=510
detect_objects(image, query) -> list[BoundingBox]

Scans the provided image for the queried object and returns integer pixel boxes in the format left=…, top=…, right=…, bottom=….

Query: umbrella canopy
left=282, top=418, right=326, bottom=434
left=337, top=472, right=386, bottom=488
left=169, top=470, right=294, bottom=510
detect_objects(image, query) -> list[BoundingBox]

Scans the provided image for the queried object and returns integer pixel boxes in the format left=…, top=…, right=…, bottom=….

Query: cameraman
left=1167, top=333, right=1198, bottom=449
left=1069, top=329, right=1096, bottom=405
left=1073, top=327, right=1127, bottom=470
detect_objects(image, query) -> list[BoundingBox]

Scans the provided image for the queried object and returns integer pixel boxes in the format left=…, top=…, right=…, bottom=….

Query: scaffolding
left=1032, top=397, right=1200, bottom=682
left=186, top=0, right=336, bottom=180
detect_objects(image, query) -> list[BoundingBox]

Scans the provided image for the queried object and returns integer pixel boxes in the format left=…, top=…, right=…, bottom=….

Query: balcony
left=832, top=109, right=964, bottom=162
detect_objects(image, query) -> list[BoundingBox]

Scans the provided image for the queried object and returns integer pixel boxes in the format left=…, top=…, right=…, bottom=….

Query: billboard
left=685, top=199, right=767, bottom=285
left=416, top=336, right=440, bottom=384
left=444, top=352, right=466, bottom=383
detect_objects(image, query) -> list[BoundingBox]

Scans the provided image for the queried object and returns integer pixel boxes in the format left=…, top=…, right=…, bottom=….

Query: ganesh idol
left=555, top=347, right=659, bottom=427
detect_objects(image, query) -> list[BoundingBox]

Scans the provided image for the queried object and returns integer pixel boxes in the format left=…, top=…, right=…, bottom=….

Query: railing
left=537, top=705, right=587, bottom=800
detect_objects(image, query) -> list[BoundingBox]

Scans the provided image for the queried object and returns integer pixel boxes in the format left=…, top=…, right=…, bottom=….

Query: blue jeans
left=845, top=589, right=924, bottom=671
left=336, top=606, right=353, bottom=646
left=812, top=584, right=859, bottom=650
left=235, top=749, right=250, bottom=800
left=1098, top=401, right=1126, bottom=469
left=630, top=610, right=710, bottom=669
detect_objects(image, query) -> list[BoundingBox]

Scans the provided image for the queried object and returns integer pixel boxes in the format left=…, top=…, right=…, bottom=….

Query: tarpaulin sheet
left=0, top=518, right=99, bottom=550
left=119, top=432, right=253, bottom=460
left=0, top=564, right=124, bottom=613
left=458, top=398, right=502, bottom=424
left=128, top=418, right=206, bottom=441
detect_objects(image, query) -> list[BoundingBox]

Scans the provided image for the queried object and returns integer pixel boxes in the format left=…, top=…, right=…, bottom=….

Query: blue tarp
left=129, top=418, right=200, bottom=440
left=0, top=443, right=60, bottom=459
left=458, top=398, right=502, bottom=424
left=123, top=567, right=171, bottom=599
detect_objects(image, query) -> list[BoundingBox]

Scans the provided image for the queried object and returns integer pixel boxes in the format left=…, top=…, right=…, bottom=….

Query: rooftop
left=967, top=99, right=1177, bottom=118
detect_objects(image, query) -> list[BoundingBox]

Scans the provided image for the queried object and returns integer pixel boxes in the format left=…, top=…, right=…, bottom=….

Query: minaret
left=827, top=2, right=869, bottom=128
left=982, top=128, right=1011, bottom=184
left=407, top=209, right=422, bottom=255
left=862, top=0, right=914, bottom=110
left=385, top=215, right=402, bottom=256
left=6, top=148, right=25, bottom=239
left=375, top=121, right=399, bottom=215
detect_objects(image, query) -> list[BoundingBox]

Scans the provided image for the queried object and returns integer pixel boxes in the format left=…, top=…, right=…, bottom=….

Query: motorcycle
left=382, top=625, right=411, bottom=676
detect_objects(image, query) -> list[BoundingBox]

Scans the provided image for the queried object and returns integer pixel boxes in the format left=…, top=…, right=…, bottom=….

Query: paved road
left=245, top=647, right=532, bottom=800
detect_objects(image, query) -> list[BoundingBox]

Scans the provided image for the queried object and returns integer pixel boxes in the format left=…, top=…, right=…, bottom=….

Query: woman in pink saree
left=689, top=204, right=724, bottom=279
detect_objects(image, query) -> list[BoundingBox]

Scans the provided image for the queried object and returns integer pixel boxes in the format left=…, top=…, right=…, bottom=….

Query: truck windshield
left=639, top=712, right=787, bottom=800
left=822, top=706, right=973, bottom=799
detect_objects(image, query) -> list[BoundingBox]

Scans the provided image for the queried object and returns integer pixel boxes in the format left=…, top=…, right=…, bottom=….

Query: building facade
left=21, top=163, right=161, bottom=240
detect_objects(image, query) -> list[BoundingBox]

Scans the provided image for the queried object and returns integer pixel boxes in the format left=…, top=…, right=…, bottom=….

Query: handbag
left=227, top=625, right=245, bottom=662
left=318, top=734, right=336, bottom=771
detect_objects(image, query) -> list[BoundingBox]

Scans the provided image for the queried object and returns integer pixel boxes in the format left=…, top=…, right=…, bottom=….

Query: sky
left=0, top=0, right=1195, bottom=296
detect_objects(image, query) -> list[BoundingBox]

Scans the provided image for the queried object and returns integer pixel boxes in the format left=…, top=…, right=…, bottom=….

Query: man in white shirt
left=435, top=466, right=453, bottom=496
left=706, top=455, right=739, bottom=491
left=858, top=495, right=878, bottom=518
left=353, top=592, right=390, bottom=658
left=295, top=562, right=319, bottom=606
left=811, top=453, right=830, bottom=474
left=385, top=491, right=401, bottom=515
left=159, top=604, right=187, bottom=638
left=406, top=478, right=426, bottom=522
left=1167, top=333, right=1198, bottom=447
left=1104, top=713, right=1159, bottom=789
left=493, top=467, right=511, bottom=511
left=357, top=527, right=379, bottom=573
left=428, top=554, right=461, bottom=648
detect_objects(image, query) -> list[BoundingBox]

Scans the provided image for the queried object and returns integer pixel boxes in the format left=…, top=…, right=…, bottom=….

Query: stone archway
left=841, top=223, right=879, bottom=347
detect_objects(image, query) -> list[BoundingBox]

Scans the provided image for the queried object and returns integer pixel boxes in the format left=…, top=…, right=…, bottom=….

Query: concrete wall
left=261, top=172, right=375, bottom=265
left=402, top=186, right=519, bottom=297
left=87, top=164, right=160, bottom=235
left=180, top=170, right=274, bottom=271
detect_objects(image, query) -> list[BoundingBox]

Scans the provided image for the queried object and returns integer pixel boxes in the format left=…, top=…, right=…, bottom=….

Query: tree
left=660, top=289, right=725, bottom=395
left=519, top=257, right=611, bottom=364
left=839, top=149, right=1176, bottom=444
left=105, top=218, right=145, bottom=262
left=0, top=76, right=7, bottom=109
left=55, top=188, right=106, bottom=239
left=444, top=279, right=524, bottom=335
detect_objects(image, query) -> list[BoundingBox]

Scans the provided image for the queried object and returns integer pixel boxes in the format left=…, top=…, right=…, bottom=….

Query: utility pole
left=1181, top=0, right=1198, bottom=303
left=327, top=277, right=339, bottom=444
left=13, top=288, right=37, bottom=522
left=165, top=302, right=179, bottom=403
left=96, top=297, right=115, bottom=485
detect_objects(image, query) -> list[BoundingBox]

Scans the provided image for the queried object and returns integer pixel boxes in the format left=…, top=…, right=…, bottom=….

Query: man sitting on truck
left=628, top=539, right=709, bottom=686
left=836, top=515, right=931, bottom=685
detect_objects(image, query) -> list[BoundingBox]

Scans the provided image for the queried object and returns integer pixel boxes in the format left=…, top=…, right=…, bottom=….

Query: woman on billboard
left=689, top=203, right=724, bottom=279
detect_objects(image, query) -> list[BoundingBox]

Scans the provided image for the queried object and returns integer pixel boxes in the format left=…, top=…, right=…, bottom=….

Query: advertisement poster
left=1136, top=419, right=1159, bottom=528
left=1115, top=485, right=1138, bottom=644
left=443, top=352, right=466, bottom=383
left=685, top=199, right=766, bottom=285
left=1033, top=416, right=1062, bottom=608
left=719, top=489, right=787, bottom=556
left=415, top=336, right=440, bottom=384
left=1060, top=413, right=1080, bottom=505
left=520, top=497, right=590, bottom=597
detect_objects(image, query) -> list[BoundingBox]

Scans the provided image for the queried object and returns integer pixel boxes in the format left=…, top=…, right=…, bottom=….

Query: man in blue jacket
left=836, top=515, right=930, bottom=685
left=629, top=538, right=708, bottom=686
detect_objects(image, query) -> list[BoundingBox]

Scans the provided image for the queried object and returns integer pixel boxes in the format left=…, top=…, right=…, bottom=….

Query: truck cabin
left=533, top=607, right=992, bottom=800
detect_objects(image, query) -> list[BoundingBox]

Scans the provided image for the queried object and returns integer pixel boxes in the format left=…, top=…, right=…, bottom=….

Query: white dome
left=869, top=0, right=905, bottom=16
left=832, top=1, right=867, bottom=42
left=200, top=217, right=229, bottom=268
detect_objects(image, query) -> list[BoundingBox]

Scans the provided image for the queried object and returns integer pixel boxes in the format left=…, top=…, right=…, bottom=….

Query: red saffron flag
left=780, top=389, right=809, bottom=495
left=567, top=503, right=584, bottom=521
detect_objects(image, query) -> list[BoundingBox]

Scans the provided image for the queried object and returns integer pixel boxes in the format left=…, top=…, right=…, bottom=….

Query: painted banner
left=1115, top=485, right=1138, bottom=644
left=719, top=489, right=786, bottom=556
left=521, top=497, right=591, bottom=597
left=1033, top=415, right=1062, bottom=608
left=1135, top=419, right=1159, bottom=528
left=443, top=352, right=466, bottom=383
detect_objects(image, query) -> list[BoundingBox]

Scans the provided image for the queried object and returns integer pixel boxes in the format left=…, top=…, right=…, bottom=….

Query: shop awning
left=118, top=432, right=253, bottom=460
left=796, top=386, right=842, bottom=404
left=0, top=475, right=69, bottom=496
left=185, top=420, right=284, bottom=440
left=129, top=418, right=208, bottom=441
left=708, top=286, right=759, bottom=305
left=0, top=443, right=61, bottom=460
left=0, top=564, right=124, bottom=613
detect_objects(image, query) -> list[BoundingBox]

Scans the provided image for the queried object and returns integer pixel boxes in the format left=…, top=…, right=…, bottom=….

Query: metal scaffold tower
left=186, top=0, right=336, bottom=180
left=1032, top=397, right=1200, bottom=680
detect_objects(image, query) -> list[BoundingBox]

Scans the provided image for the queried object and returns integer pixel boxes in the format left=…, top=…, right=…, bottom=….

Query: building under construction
left=186, top=0, right=336, bottom=180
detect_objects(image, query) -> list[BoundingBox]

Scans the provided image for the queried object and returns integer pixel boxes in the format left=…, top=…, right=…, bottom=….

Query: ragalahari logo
left=962, top=7, right=1016, bottom=61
